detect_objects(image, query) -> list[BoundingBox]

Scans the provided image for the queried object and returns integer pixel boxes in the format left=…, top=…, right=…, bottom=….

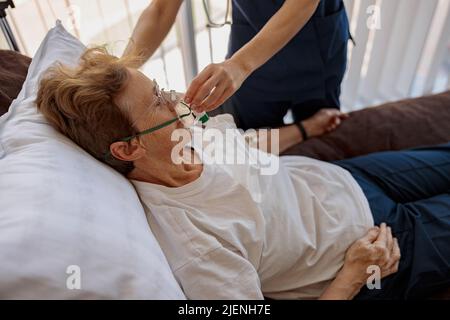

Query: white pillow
left=0, top=21, right=186, bottom=300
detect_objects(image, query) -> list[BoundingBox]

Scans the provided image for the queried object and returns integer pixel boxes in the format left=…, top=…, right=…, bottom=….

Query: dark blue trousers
left=335, top=143, right=450, bottom=299
left=221, top=89, right=341, bottom=131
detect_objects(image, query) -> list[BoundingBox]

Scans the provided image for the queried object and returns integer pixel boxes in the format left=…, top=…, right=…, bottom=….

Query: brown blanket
left=283, top=91, right=450, bottom=159
left=0, top=50, right=32, bottom=116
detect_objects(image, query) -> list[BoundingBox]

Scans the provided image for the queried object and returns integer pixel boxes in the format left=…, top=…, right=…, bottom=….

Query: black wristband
left=296, top=121, right=309, bottom=141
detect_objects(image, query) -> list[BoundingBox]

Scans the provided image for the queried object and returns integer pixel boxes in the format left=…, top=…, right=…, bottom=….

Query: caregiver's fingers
left=325, top=109, right=348, bottom=119
left=327, top=123, right=339, bottom=132
left=197, top=83, right=226, bottom=111
left=188, top=59, right=250, bottom=112
left=339, top=112, right=350, bottom=119
left=322, top=109, right=341, bottom=117
left=332, top=116, right=341, bottom=126
left=326, top=114, right=343, bottom=132
left=213, top=87, right=235, bottom=111
left=185, top=65, right=215, bottom=104
left=190, top=76, right=221, bottom=109
left=332, top=111, right=349, bottom=121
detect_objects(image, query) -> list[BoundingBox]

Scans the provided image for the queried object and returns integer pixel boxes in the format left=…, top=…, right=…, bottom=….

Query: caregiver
left=124, top=0, right=350, bottom=133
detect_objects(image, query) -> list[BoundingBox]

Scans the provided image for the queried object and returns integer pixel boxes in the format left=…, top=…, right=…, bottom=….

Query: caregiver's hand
left=302, top=108, right=349, bottom=138
left=184, top=58, right=251, bottom=113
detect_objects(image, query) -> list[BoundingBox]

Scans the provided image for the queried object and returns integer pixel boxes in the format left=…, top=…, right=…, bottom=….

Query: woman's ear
left=110, top=140, right=146, bottom=162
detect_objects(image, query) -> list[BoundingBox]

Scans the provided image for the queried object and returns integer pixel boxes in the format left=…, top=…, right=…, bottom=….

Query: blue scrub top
left=228, top=0, right=351, bottom=104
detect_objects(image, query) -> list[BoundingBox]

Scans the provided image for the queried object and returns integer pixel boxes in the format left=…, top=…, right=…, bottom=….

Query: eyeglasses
left=119, top=100, right=192, bottom=143
left=120, top=80, right=193, bottom=142
left=104, top=80, right=192, bottom=160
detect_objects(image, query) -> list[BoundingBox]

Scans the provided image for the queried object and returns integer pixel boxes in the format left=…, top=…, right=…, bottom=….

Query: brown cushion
left=0, top=50, right=32, bottom=117
left=283, top=91, right=450, bottom=160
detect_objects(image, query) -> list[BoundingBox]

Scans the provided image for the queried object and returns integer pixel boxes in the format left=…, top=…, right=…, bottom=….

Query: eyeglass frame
left=104, top=80, right=193, bottom=161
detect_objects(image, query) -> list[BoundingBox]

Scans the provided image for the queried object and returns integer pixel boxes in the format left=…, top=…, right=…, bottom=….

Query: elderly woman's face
left=116, top=68, right=186, bottom=157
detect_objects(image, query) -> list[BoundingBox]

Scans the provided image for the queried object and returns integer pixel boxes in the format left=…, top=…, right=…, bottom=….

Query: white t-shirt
left=132, top=116, right=374, bottom=300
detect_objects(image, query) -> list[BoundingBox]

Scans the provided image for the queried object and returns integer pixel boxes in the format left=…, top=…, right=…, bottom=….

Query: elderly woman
left=36, top=48, right=450, bottom=300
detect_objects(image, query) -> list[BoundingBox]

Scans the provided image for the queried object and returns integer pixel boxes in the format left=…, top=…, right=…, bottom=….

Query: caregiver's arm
left=319, top=224, right=401, bottom=300
left=186, top=0, right=320, bottom=112
left=261, top=109, right=349, bottom=155
left=123, top=0, right=183, bottom=65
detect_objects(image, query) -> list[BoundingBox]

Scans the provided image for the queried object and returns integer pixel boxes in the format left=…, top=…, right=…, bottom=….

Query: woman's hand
left=342, top=223, right=401, bottom=285
left=302, top=108, right=349, bottom=138
left=319, top=224, right=401, bottom=300
left=184, top=58, right=251, bottom=113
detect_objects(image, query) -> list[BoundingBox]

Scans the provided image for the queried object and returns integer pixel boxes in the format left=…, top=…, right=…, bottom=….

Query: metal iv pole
left=0, top=0, right=19, bottom=52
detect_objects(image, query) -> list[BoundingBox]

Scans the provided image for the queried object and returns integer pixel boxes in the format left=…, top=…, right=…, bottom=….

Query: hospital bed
left=0, top=46, right=449, bottom=299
